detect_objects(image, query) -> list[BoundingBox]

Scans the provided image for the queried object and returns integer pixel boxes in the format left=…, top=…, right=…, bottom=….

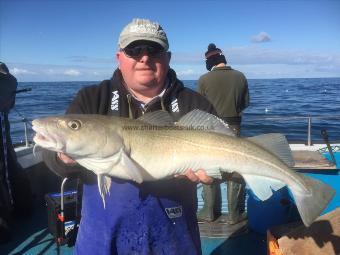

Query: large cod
left=32, top=110, right=335, bottom=227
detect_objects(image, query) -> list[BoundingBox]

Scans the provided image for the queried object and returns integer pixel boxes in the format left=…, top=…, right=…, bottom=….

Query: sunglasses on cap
left=122, top=44, right=165, bottom=58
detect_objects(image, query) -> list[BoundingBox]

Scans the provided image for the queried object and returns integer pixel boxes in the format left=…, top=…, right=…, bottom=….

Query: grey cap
left=118, top=18, right=169, bottom=50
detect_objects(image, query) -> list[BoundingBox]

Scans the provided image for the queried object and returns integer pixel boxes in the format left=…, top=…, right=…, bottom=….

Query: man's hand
left=175, top=169, right=213, bottom=184
left=57, top=152, right=77, bottom=165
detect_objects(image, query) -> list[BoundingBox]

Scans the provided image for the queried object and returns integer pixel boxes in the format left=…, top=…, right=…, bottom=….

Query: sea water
left=9, top=77, right=340, bottom=144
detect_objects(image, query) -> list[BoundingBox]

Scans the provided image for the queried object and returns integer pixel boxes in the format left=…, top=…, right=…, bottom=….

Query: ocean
left=9, top=78, right=340, bottom=144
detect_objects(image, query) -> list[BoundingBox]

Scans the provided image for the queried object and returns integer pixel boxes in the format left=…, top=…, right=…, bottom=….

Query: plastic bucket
left=247, top=187, right=300, bottom=234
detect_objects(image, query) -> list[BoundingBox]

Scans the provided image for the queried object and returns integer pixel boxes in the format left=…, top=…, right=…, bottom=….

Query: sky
left=1, top=0, right=340, bottom=82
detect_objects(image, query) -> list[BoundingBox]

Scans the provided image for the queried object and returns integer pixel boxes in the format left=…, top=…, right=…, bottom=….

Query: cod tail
left=291, top=174, right=335, bottom=226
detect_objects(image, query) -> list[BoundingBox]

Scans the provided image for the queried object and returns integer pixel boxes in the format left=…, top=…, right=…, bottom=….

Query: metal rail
left=244, top=115, right=340, bottom=146
left=244, top=115, right=340, bottom=120
left=249, top=116, right=315, bottom=146
left=11, top=118, right=32, bottom=147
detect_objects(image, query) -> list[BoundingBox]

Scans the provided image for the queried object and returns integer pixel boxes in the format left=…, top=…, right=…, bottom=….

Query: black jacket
left=42, top=69, right=217, bottom=254
left=43, top=68, right=216, bottom=179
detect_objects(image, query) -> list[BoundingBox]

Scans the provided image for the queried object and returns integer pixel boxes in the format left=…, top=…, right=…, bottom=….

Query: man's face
left=116, top=41, right=171, bottom=92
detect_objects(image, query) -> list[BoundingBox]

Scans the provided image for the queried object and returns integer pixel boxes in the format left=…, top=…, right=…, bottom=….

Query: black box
left=45, top=190, right=77, bottom=244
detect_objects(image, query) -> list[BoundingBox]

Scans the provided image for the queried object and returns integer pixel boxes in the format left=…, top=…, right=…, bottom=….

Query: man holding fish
left=41, top=18, right=216, bottom=255
left=36, top=18, right=335, bottom=255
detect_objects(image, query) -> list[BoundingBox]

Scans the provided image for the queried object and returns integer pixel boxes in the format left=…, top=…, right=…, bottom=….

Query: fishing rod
left=321, top=129, right=337, bottom=166
left=15, top=88, right=32, bottom=94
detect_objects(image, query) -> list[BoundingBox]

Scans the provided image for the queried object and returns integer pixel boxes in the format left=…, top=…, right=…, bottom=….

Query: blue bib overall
left=75, top=178, right=202, bottom=255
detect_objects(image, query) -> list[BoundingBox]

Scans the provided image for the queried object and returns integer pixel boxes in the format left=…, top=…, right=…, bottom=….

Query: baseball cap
left=118, top=18, right=169, bottom=50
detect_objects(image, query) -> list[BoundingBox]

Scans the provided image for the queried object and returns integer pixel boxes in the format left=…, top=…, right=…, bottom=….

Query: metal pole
left=60, top=177, right=69, bottom=220
left=307, top=117, right=312, bottom=146
left=23, top=119, right=29, bottom=147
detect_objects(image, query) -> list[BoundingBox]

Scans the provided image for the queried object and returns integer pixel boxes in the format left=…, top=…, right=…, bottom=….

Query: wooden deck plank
left=199, top=215, right=248, bottom=238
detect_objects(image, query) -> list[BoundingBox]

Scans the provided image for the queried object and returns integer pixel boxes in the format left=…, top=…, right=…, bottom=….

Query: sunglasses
left=122, top=45, right=165, bottom=58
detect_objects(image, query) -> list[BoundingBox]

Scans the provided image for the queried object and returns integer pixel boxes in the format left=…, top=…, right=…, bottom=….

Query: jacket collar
left=211, top=65, right=232, bottom=71
left=109, top=68, right=183, bottom=118
left=110, top=68, right=183, bottom=102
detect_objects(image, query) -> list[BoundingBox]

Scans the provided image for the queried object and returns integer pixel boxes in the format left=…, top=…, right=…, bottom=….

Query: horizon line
left=17, top=76, right=340, bottom=83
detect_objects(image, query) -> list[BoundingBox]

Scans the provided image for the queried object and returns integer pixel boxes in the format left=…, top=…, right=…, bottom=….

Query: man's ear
left=116, top=52, right=122, bottom=69
left=167, top=51, right=172, bottom=61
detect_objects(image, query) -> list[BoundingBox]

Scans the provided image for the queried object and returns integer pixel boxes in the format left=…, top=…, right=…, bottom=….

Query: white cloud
left=7, top=46, right=340, bottom=81
left=177, top=69, right=195, bottom=76
left=5, top=62, right=114, bottom=81
left=10, top=67, right=36, bottom=75
left=251, top=32, right=271, bottom=43
left=223, top=46, right=340, bottom=67
left=67, top=56, right=113, bottom=64
left=64, top=69, right=81, bottom=76
left=172, top=46, right=340, bottom=79
left=46, top=69, right=56, bottom=74
left=172, top=45, right=340, bottom=71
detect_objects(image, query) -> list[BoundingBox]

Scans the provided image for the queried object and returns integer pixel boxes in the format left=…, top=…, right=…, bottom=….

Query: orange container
left=267, top=230, right=284, bottom=255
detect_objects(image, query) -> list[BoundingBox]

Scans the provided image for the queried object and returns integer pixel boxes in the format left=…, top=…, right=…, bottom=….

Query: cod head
left=32, top=114, right=124, bottom=159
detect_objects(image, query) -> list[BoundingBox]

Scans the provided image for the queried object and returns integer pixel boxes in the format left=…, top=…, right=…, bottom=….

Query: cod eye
left=68, top=120, right=82, bottom=130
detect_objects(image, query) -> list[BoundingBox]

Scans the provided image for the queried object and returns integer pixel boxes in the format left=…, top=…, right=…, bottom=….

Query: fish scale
left=126, top=130, right=297, bottom=184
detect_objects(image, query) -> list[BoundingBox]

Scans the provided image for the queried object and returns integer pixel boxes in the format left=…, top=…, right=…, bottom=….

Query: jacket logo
left=111, top=90, right=119, bottom=111
left=171, top=98, right=179, bottom=112
left=165, top=206, right=182, bottom=219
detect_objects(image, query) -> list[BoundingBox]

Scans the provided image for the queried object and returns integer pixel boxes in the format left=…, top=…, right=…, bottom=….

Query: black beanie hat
left=0, top=62, right=9, bottom=75
left=205, top=43, right=226, bottom=71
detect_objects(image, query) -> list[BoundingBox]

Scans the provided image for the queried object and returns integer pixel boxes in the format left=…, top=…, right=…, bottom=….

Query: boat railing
left=11, top=117, right=33, bottom=148
left=10, top=114, right=340, bottom=148
left=243, top=115, right=340, bottom=146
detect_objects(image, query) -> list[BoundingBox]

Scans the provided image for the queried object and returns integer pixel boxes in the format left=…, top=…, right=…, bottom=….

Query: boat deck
left=2, top=202, right=73, bottom=255
left=2, top=204, right=267, bottom=255
left=2, top=148, right=339, bottom=254
left=292, top=150, right=337, bottom=170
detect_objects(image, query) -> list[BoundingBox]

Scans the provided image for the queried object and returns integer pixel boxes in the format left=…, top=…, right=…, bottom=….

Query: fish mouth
left=32, top=124, right=65, bottom=152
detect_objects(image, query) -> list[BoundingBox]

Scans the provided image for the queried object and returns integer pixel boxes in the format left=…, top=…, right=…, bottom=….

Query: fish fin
left=108, top=150, right=144, bottom=183
left=77, top=152, right=122, bottom=174
left=138, top=110, right=174, bottom=126
left=97, top=174, right=111, bottom=208
left=247, top=133, right=295, bottom=167
left=242, top=174, right=286, bottom=201
left=177, top=109, right=235, bottom=136
left=290, top=174, right=335, bottom=226
left=205, top=167, right=227, bottom=179
left=77, top=149, right=144, bottom=183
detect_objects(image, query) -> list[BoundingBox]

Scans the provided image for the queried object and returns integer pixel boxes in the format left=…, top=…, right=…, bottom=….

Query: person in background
left=197, top=43, right=250, bottom=224
left=42, top=18, right=214, bottom=255
left=0, top=62, right=16, bottom=244
left=0, top=62, right=32, bottom=244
